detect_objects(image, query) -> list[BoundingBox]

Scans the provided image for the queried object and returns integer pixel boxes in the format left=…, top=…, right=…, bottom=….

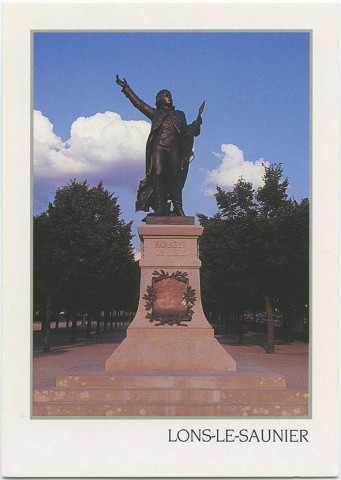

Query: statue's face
left=162, top=91, right=173, bottom=107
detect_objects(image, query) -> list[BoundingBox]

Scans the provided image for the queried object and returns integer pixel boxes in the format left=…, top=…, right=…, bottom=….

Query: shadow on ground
left=34, top=324, right=308, bottom=356
left=216, top=331, right=307, bottom=352
left=33, top=324, right=128, bottom=355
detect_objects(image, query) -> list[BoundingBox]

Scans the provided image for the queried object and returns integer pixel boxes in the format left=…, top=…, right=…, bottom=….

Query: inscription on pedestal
left=154, top=240, right=187, bottom=257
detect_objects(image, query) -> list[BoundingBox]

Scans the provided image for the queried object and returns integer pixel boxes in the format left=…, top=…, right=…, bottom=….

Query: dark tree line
left=33, top=180, right=139, bottom=350
left=34, top=167, right=308, bottom=355
left=198, top=164, right=309, bottom=353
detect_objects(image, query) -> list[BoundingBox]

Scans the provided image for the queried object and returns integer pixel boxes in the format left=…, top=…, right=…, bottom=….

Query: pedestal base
left=106, top=220, right=236, bottom=372
left=105, top=334, right=236, bottom=371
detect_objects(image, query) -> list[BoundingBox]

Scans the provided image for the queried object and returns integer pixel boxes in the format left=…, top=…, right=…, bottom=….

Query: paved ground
left=33, top=323, right=309, bottom=391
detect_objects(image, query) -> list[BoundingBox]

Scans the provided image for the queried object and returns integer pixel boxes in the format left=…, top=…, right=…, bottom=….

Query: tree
left=269, top=197, right=309, bottom=335
left=33, top=179, right=138, bottom=347
left=34, top=212, right=64, bottom=351
left=198, top=164, right=309, bottom=353
left=256, top=163, right=289, bottom=216
left=198, top=178, right=261, bottom=341
left=254, top=164, right=290, bottom=352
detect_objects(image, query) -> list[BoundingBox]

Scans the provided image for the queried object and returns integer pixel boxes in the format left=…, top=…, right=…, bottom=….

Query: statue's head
left=155, top=89, right=173, bottom=109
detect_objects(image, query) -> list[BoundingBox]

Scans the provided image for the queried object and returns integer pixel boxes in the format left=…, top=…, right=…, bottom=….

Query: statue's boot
left=154, top=204, right=168, bottom=216
left=153, top=187, right=168, bottom=216
left=173, top=202, right=185, bottom=216
left=171, top=185, right=185, bottom=216
left=172, top=196, right=185, bottom=216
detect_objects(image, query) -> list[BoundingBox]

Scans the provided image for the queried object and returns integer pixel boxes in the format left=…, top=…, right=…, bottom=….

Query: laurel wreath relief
left=143, top=270, right=196, bottom=326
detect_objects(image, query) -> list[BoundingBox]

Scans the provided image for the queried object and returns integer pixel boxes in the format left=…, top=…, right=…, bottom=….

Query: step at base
left=56, top=368, right=286, bottom=390
left=33, top=402, right=309, bottom=417
left=34, top=388, right=308, bottom=405
left=33, top=364, right=308, bottom=417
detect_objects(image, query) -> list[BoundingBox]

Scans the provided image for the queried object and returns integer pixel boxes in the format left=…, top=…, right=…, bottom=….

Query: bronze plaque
left=153, top=277, right=187, bottom=317
left=144, top=270, right=196, bottom=326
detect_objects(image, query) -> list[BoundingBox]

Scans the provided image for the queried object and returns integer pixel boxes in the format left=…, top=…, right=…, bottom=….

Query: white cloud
left=34, top=110, right=150, bottom=188
left=204, top=188, right=217, bottom=198
left=133, top=249, right=141, bottom=261
left=205, top=144, right=269, bottom=194
left=34, top=110, right=65, bottom=171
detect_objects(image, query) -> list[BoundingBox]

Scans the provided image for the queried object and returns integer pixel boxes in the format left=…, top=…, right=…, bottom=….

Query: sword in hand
left=198, top=100, right=205, bottom=116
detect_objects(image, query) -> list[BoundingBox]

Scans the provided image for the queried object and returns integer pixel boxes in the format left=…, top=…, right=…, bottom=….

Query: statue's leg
left=168, top=149, right=185, bottom=216
left=152, top=144, right=168, bottom=215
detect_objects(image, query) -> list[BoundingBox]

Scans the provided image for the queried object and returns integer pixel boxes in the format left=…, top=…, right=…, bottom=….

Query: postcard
left=2, top=2, right=339, bottom=478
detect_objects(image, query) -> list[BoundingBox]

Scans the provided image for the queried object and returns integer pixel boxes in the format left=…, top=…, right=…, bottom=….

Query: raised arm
left=115, top=75, right=154, bottom=121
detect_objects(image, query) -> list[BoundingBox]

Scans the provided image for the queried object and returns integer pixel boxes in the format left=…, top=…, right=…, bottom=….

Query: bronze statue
left=116, top=75, right=204, bottom=216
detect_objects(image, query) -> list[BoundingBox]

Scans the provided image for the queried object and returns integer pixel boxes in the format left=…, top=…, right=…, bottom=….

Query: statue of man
left=116, top=75, right=204, bottom=217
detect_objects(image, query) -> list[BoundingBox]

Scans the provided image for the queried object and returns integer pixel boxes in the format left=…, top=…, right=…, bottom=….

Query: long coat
left=121, top=85, right=202, bottom=212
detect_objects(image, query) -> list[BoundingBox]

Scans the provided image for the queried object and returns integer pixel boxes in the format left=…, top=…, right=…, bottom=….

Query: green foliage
left=198, top=164, right=309, bottom=322
left=34, top=179, right=138, bottom=317
left=198, top=178, right=260, bottom=316
left=256, top=163, right=289, bottom=217
left=216, top=177, right=257, bottom=219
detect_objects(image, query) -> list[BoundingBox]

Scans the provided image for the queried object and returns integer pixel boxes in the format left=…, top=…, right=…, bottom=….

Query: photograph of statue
left=3, top=3, right=340, bottom=479
left=116, top=75, right=205, bottom=217
left=31, top=30, right=311, bottom=421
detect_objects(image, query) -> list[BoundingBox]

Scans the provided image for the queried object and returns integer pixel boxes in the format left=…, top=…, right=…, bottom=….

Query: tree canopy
left=198, top=164, right=309, bottom=351
left=34, top=180, right=139, bottom=328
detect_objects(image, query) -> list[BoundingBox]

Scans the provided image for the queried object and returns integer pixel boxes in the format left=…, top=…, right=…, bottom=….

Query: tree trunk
left=96, top=315, right=101, bottom=334
left=103, top=311, right=108, bottom=332
left=238, top=312, right=244, bottom=344
left=281, top=309, right=290, bottom=339
left=265, top=294, right=275, bottom=353
left=43, top=294, right=51, bottom=352
left=70, top=313, right=77, bottom=343
left=223, top=313, right=229, bottom=338
left=86, top=313, right=92, bottom=338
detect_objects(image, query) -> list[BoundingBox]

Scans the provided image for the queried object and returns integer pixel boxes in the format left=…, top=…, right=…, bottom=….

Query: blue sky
left=34, top=31, right=310, bottom=252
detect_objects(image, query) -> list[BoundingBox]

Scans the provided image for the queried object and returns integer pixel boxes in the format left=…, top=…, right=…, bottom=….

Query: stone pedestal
left=105, top=217, right=236, bottom=371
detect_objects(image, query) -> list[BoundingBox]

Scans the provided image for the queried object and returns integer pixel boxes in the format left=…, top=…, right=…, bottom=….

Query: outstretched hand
left=116, top=74, right=128, bottom=87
